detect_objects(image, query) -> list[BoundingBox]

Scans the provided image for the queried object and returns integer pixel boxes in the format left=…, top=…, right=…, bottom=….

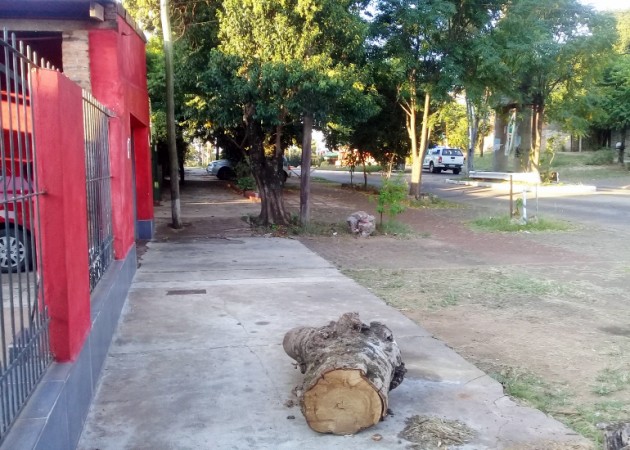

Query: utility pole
left=160, top=0, right=182, bottom=228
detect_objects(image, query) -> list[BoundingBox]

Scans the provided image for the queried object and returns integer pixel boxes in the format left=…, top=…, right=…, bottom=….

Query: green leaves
left=376, top=175, right=408, bottom=225
left=493, top=0, right=617, bottom=109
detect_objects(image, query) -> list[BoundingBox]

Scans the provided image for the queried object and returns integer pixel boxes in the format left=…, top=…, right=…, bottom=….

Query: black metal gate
left=83, top=91, right=114, bottom=292
left=0, top=30, right=51, bottom=442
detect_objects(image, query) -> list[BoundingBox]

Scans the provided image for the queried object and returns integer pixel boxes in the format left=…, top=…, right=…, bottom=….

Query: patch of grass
left=408, top=194, right=461, bottom=209
left=592, top=368, right=630, bottom=396
left=488, top=365, right=630, bottom=446
left=382, top=278, right=406, bottom=289
left=292, top=220, right=349, bottom=237
left=470, top=154, right=494, bottom=171
left=490, top=366, right=568, bottom=414
left=467, top=151, right=628, bottom=184
left=562, top=400, right=630, bottom=446
left=377, top=220, right=414, bottom=237
left=585, top=149, right=615, bottom=165
left=343, top=267, right=570, bottom=312
left=471, top=215, right=572, bottom=232
left=559, top=165, right=629, bottom=182
left=430, top=291, right=459, bottom=309
left=550, top=152, right=593, bottom=168
left=484, top=272, right=557, bottom=297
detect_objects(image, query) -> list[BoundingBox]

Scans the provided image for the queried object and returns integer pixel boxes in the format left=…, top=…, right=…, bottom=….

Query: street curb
left=445, top=178, right=597, bottom=195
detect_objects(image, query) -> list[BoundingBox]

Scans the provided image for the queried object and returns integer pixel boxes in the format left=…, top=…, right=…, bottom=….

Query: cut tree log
left=283, top=312, right=406, bottom=435
left=604, top=422, right=630, bottom=450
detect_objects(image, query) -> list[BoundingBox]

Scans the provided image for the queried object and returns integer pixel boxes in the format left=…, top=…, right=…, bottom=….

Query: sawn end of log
left=284, top=312, right=406, bottom=435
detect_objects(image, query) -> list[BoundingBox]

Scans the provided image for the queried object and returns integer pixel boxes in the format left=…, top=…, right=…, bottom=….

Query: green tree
left=372, top=0, right=456, bottom=197
left=332, top=61, right=408, bottom=186
left=434, top=101, right=468, bottom=149
left=592, top=11, right=630, bottom=164
left=493, top=0, right=617, bottom=172
left=124, top=0, right=222, bottom=186
left=372, top=0, right=508, bottom=195
left=192, top=0, right=375, bottom=225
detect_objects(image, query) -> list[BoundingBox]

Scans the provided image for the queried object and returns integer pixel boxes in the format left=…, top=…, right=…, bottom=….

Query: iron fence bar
left=10, top=31, right=25, bottom=415
left=82, top=90, right=114, bottom=292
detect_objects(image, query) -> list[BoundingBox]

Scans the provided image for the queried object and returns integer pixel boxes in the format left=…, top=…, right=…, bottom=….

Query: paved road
left=302, top=168, right=630, bottom=234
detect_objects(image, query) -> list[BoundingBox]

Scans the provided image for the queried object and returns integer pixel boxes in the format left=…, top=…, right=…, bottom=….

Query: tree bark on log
left=604, top=422, right=630, bottom=449
left=283, top=312, right=406, bottom=435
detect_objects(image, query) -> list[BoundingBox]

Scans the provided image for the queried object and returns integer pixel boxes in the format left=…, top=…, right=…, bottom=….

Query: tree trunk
left=360, top=151, right=368, bottom=189
left=409, top=92, right=431, bottom=198
left=412, top=92, right=431, bottom=198
left=406, top=83, right=419, bottom=197
left=245, top=111, right=290, bottom=225
left=299, top=113, right=313, bottom=225
left=530, top=102, right=544, bottom=174
left=160, top=0, right=182, bottom=228
left=283, top=312, right=406, bottom=435
left=466, top=98, right=477, bottom=174
left=493, top=108, right=509, bottom=172
left=618, top=127, right=626, bottom=166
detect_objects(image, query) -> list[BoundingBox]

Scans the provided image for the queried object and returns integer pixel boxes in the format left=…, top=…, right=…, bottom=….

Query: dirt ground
left=153, top=170, right=630, bottom=447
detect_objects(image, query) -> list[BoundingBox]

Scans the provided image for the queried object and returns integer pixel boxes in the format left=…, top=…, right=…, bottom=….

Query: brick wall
left=62, top=29, right=91, bottom=91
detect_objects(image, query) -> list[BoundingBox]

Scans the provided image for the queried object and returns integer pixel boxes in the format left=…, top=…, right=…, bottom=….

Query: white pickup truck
left=423, top=147, right=465, bottom=174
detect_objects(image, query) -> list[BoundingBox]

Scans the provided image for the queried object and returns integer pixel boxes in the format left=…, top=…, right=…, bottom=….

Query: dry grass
left=399, top=415, right=475, bottom=449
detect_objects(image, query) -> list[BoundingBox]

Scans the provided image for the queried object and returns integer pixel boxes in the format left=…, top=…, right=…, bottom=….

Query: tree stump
left=283, top=312, right=406, bottom=435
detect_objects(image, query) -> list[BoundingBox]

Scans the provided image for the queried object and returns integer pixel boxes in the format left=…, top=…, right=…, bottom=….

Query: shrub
left=236, top=176, right=256, bottom=191
left=363, top=164, right=383, bottom=173
left=235, top=160, right=256, bottom=191
left=285, top=147, right=302, bottom=167
left=376, top=175, right=408, bottom=225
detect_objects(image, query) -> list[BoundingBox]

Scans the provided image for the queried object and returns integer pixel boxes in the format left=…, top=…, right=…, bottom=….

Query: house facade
left=0, top=0, right=153, bottom=447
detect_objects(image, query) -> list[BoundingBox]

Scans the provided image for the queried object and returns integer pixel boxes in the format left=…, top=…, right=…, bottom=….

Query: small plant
left=513, top=198, right=523, bottom=217
left=235, top=160, right=256, bottom=191
left=376, top=175, right=408, bottom=225
left=539, top=136, right=560, bottom=179
left=236, top=176, right=255, bottom=191
left=342, top=149, right=361, bottom=186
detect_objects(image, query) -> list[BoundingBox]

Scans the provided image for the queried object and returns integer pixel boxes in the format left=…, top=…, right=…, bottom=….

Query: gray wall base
left=1, top=247, right=137, bottom=450
left=136, top=219, right=154, bottom=240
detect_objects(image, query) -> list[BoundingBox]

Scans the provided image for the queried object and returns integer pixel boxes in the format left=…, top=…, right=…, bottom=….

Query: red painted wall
left=88, top=18, right=152, bottom=253
left=32, top=70, right=91, bottom=362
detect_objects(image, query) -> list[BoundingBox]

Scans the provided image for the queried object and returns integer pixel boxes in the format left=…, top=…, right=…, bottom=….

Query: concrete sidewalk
left=77, top=235, right=590, bottom=450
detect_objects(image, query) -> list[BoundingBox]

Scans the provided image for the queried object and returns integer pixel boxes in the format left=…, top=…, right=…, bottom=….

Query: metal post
left=522, top=188, right=528, bottom=223
left=509, top=175, right=513, bottom=217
